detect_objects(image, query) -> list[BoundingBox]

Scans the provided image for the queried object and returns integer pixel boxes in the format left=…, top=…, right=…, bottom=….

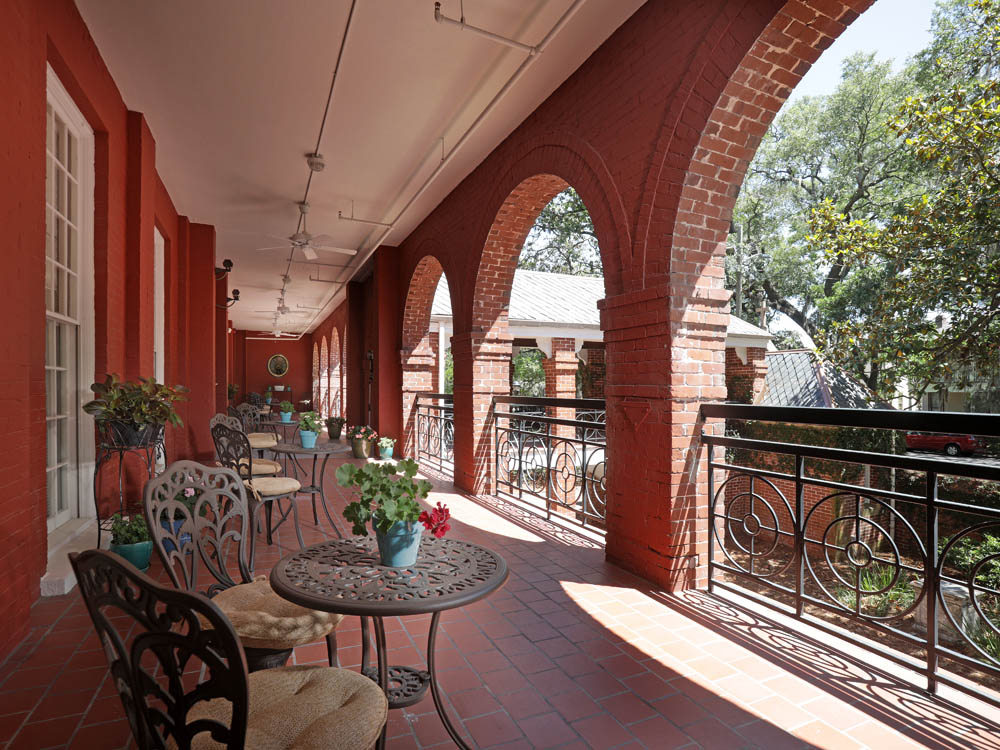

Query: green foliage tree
left=519, top=188, right=602, bottom=276
left=730, top=52, right=920, bottom=370
left=810, top=0, right=1000, bottom=403
left=513, top=349, right=545, bottom=396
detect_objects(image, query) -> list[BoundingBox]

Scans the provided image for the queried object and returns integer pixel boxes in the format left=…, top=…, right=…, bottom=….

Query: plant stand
left=93, top=433, right=165, bottom=548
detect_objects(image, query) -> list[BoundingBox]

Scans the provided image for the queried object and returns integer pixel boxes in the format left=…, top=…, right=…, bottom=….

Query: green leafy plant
left=833, top=563, right=915, bottom=617
left=279, top=400, right=294, bottom=414
left=336, top=458, right=432, bottom=535
left=83, top=374, right=188, bottom=428
left=227, top=383, right=239, bottom=400
left=347, top=424, right=377, bottom=441
left=298, top=411, right=322, bottom=433
left=110, top=513, right=151, bottom=545
left=326, top=416, right=346, bottom=427
left=378, top=437, right=396, bottom=451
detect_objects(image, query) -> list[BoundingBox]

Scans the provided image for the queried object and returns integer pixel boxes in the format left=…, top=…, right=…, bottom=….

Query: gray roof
left=757, top=350, right=888, bottom=409
left=432, top=270, right=769, bottom=339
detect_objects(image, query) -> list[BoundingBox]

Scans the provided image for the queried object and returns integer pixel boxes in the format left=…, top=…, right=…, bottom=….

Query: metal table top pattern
left=269, top=439, right=350, bottom=455
left=270, top=537, right=509, bottom=617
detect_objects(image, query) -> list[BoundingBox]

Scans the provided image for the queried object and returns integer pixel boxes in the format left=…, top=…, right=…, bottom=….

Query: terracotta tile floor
left=3, top=457, right=1000, bottom=749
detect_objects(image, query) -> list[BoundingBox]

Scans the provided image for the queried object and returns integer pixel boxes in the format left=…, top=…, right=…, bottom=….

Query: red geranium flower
left=419, top=502, right=451, bottom=539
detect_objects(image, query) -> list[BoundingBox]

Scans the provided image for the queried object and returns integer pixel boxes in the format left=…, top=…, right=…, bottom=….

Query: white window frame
left=46, top=64, right=96, bottom=530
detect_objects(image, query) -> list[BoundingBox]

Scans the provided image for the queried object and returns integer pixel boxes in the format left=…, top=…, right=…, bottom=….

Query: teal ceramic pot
left=379, top=445, right=394, bottom=460
left=300, top=430, right=318, bottom=449
left=280, top=411, right=292, bottom=423
left=110, top=540, right=153, bottom=573
left=375, top=522, right=423, bottom=567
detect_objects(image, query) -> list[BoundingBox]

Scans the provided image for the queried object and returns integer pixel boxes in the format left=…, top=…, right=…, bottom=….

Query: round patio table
left=261, top=417, right=298, bottom=442
left=269, top=438, right=349, bottom=538
left=270, top=536, right=509, bottom=750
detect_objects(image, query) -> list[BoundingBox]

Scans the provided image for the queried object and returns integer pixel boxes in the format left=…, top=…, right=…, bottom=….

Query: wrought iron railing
left=494, top=396, right=606, bottom=528
left=416, top=393, right=454, bottom=473
left=701, top=403, right=1000, bottom=708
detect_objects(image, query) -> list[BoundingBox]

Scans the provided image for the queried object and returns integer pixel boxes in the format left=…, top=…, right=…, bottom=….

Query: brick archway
left=602, top=0, right=874, bottom=589
left=319, top=336, right=329, bottom=418
left=330, top=327, right=342, bottom=418
left=401, top=255, right=447, bottom=457
left=312, top=342, right=320, bottom=414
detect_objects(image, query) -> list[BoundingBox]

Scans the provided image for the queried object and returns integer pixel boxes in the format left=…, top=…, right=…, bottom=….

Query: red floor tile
left=2, top=459, right=999, bottom=750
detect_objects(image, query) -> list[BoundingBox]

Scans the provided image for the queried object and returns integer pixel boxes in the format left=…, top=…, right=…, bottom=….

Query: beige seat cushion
left=249, top=432, right=278, bottom=449
left=212, top=577, right=342, bottom=650
left=245, top=476, right=300, bottom=497
left=185, top=664, right=386, bottom=750
left=216, top=459, right=282, bottom=476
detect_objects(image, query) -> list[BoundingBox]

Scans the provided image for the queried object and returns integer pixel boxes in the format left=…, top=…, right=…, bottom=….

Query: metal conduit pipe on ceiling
left=297, top=0, right=589, bottom=337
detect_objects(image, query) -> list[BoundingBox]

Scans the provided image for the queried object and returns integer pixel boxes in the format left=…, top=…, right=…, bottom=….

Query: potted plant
left=378, top=436, right=396, bottom=460
left=108, top=513, right=153, bottom=572
left=298, top=411, right=322, bottom=449
left=325, top=415, right=346, bottom=439
left=83, top=374, right=187, bottom=448
left=336, top=459, right=441, bottom=567
left=347, top=425, right=377, bottom=459
left=279, top=400, right=294, bottom=423
left=160, top=487, right=198, bottom=554
left=227, top=383, right=239, bottom=402
left=264, top=389, right=274, bottom=404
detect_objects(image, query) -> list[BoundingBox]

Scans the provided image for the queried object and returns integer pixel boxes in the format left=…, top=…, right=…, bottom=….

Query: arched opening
left=330, top=327, right=342, bottom=418
left=461, top=174, right=614, bottom=527
left=400, top=255, right=448, bottom=458
left=319, top=336, right=329, bottom=418
left=311, top=342, right=320, bottom=415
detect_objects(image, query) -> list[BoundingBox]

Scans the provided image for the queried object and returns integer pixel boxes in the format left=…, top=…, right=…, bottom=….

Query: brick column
left=542, top=337, right=578, bottom=439
left=725, top=347, right=768, bottom=404
left=452, top=330, right=511, bottom=495
left=582, top=346, right=606, bottom=398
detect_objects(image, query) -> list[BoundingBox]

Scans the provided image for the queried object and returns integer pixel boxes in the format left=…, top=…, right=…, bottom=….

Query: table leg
left=374, top=617, right=389, bottom=750
left=316, top=453, right=342, bottom=538
left=427, top=611, right=472, bottom=749
left=310, top=455, right=320, bottom=525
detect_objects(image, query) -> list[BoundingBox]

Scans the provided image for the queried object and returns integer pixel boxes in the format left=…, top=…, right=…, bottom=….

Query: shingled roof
left=431, top=270, right=770, bottom=344
left=756, top=350, right=888, bottom=409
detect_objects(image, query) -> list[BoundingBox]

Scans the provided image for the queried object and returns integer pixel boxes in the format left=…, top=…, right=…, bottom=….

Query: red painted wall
left=0, top=0, right=220, bottom=658
left=233, top=335, right=314, bottom=410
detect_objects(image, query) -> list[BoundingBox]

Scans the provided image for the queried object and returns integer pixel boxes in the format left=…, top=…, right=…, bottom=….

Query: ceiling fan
left=254, top=202, right=357, bottom=261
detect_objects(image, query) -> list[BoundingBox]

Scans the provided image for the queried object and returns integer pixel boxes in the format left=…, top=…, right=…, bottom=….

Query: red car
left=904, top=432, right=986, bottom=457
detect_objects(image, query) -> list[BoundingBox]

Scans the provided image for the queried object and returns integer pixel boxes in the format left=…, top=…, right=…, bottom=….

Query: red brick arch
left=319, top=336, right=329, bottom=418
left=330, top=327, right=342, bottom=418
left=311, top=342, right=320, bottom=413
left=607, top=0, right=875, bottom=588
left=401, top=255, right=449, bottom=457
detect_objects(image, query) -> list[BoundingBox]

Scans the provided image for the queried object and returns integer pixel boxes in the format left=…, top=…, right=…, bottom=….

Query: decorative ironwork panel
left=493, top=397, right=606, bottom=528
left=416, top=395, right=454, bottom=474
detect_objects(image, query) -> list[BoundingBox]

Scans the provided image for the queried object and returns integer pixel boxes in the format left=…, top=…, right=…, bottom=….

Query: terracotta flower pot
left=352, top=438, right=372, bottom=459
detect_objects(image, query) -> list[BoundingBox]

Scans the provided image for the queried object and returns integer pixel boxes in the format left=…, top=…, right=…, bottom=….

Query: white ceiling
left=74, top=0, right=644, bottom=335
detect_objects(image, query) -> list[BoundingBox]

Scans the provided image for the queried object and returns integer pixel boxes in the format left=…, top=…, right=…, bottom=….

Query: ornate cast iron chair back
left=236, top=402, right=262, bottom=432
left=247, top=391, right=264, bottom=408
left=69, top=548, right=250, bottom=749
left=143, top=459, right=254, bottom=595
left=210, top=414, right=255, bottom=482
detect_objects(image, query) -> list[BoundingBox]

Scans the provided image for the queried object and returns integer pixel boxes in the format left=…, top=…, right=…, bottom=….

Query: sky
left=770, top=0, right=937, bottom=342
left=786, top=0, right=936, bottom=106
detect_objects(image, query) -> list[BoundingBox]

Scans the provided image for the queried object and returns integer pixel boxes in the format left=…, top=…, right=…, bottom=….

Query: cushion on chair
left=211, top=577, right=342, bottom=650
left=184, top=664, right=386, bottom=750
left=215, top=459, right=282, bottom=476
left=245, top=476, right=300, bottom=497
left=249, top=432, right=278, bottom=449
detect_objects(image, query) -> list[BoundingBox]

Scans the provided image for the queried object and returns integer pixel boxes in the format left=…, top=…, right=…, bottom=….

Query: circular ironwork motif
left=712, top=472, right=794, bottom=579
left=803, top=491, right=925, bottom=621
left=270, top=537, right=509, bottom=616
left=938, top=520, right=1000, bottom=666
